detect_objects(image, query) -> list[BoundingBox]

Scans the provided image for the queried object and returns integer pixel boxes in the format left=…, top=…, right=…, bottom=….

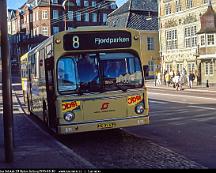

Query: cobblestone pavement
left=58, top=129, right=207, bottom=169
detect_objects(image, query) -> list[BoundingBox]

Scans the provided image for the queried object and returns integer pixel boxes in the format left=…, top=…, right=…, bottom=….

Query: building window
left=148, top=60, right=154, bottom=72
left=92, top=1, right=96, bottom=7
left=166, top=29, right=177, bottom=50
left=68, top=11, right=73, bottom=21
left=42, top=27, right=48, bottom=36
left=188, top=63, right=195, bottom=73
left=52, top=0, right=58, bottom=3
left=203, top=0, right=208, bottom=4
left=53, top=27, right=59, bottom=34
left=92, top=13, right=97, bottom=22
left=30, top=14, right=33, bottom=22
left=147, top=37, right=154, bottom=50
left=166, top=64, right=172, bottom=73
left=53, top=10, right=59, bottom=19
left=207, top=34, right=214, bottom=45
left=165, top=3, right=171, bottom=15
left=76, top=12, right=81, bottom=21
left=84, top=0, right=89, bottom=7
left=205, top=61, right=214, bottom=75
left=210, top=61, right=214, bottom=75
left=102, top=13, right=107, bottom=23
left=42, top=10, right=48, bottom=19
left=184, top=26, right=197, bottom=48
left=201, top=35, right=205, bottom=46
left=84, top=13, right=89, bottom=22
left=176, top=63, right=183, bottom=73
left=186, top=0, right=193, bottom=9
left=76, top=0, right=81, bottom=6
left=175, top=0, right=181, bottom=12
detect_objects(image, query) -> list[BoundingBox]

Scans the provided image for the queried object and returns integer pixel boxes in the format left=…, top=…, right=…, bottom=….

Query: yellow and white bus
left=23, top=26, right=149, bottom=134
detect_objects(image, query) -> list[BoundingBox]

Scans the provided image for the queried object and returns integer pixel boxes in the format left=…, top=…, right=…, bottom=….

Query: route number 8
left=73, top=36, right=80, bottom=49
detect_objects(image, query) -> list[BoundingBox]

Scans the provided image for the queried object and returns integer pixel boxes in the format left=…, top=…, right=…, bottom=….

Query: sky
left=7, top=0, right=127, bottom=9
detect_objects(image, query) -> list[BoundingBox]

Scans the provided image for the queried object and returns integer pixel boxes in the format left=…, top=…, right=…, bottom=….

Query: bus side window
left=30, top=54, right=36, bottom=78
left=46, top=44, right=53, bottom=58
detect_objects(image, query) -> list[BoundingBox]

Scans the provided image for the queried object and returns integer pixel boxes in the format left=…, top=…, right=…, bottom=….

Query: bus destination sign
left=63, top=31, right=132, bottom=51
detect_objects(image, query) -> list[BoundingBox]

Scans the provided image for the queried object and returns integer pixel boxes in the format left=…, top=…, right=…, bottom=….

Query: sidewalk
left=145, top=79, right=216, bottom=93
left=0, top=85, right=95, bottom=169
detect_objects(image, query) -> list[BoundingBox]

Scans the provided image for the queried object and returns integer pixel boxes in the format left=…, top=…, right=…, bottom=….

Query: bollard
left=206, top=80, right=209, bottom=88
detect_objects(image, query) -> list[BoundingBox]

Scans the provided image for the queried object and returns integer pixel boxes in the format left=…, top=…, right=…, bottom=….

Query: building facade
left=8, top=0, right=117, bottom=69
left=107, top=0, right=159, bottom=79
left=159, top=0, right=216, bottom=86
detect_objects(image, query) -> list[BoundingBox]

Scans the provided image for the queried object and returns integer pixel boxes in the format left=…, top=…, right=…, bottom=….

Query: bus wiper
left=116, top=83, right=127, bottom=92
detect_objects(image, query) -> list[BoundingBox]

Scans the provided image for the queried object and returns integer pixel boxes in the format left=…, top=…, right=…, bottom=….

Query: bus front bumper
left=57, top=115, right=149, bottom=134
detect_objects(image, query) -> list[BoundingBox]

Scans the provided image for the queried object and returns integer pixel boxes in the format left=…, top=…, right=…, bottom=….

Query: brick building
left=159, top=0, right=216, bottom=86
left=107, top=0, right=159, bottom=79
left=8, top=0, right=117, bottom=68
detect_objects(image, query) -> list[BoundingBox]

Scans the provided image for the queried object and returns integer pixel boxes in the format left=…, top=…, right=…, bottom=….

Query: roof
left=7, top=9, right=16, bottom=20
left=107, top=0, right=158, bottom=31
left=109, top=0, right=158, bottom=17
left=127, top=13, right=158, bottom=30
left=19, top=0, right=50, bottom=9
left=197, top=3, right=216, bottom=34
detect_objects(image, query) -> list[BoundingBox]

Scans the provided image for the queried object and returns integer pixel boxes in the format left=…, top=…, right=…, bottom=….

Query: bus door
left=45, top=57, right=56, bottom=128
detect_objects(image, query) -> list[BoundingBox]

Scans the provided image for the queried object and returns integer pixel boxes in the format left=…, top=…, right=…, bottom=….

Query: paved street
left=123, top=84, right=216, bottom=168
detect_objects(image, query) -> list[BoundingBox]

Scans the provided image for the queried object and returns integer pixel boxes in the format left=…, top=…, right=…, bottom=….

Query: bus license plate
left=97, top=122, right=116, bottom=129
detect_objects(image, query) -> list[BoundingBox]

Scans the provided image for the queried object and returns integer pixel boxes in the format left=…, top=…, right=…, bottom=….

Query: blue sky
left=7, top=0, right=127, bottom=9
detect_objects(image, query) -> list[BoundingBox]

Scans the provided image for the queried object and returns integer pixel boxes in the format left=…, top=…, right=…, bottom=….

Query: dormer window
left=207, top=34, right=214, bottom=45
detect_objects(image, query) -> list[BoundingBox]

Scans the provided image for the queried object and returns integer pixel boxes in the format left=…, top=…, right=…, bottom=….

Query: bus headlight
left=135, top=105, right=144, bottom=114
left=64, top=112, right=75, bottom=122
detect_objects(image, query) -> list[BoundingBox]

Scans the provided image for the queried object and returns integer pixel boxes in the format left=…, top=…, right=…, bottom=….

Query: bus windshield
left=57, top=52, right=143, bottom=94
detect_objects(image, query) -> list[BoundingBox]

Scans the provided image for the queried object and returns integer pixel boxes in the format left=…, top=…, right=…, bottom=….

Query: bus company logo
left=128, top=95, right=142, bottom=105
left=101, top=102, right=110, bottom=110
left=62, top=101, right=80, bottom=112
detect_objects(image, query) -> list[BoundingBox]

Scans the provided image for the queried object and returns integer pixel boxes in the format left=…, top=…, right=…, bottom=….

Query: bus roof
left=56, top=26, right=140, bottom=35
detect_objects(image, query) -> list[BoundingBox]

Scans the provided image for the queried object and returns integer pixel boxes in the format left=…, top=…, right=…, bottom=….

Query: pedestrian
left=156, top=71, right=161, bottom=86
left=164, top=70, right=167, bottom=85
left=179, top=74, right=185, bottom=90
left=175, top=71, right=181, bottom=91
left=188, top=71, right=195, bottom=88
left=165, top=72, right=170, bottom=87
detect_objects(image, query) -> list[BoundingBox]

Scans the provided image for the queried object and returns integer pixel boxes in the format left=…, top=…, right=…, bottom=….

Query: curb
left=146, top=85, right=216, bottom=93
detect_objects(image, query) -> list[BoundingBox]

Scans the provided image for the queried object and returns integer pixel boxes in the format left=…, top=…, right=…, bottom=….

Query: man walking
left=188, top=71, right=195, bottom=88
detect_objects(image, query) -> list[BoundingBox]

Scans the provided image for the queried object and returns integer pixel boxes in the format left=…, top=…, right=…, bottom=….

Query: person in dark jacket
left=188, top=71, right=195, bottom=88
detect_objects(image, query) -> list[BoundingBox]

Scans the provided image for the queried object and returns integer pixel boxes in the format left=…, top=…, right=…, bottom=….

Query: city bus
left=24, top=26, right=149, bottom=134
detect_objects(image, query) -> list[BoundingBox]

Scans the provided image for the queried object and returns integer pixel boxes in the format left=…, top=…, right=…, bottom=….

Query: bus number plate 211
left=97, top=122, right=116, bottom=129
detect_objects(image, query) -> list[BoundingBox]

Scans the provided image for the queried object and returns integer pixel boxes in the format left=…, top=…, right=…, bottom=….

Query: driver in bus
left=78, top=54, right=99, bottom=83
